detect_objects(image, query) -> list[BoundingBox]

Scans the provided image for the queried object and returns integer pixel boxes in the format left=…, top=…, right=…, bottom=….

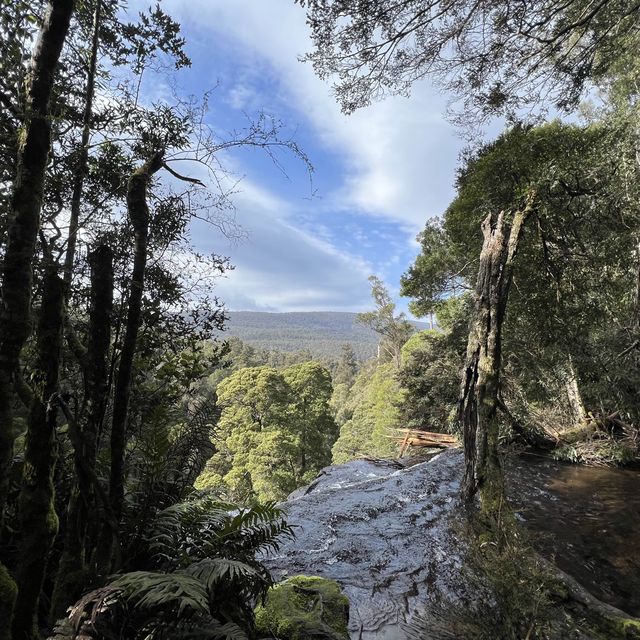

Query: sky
left=130, top=0, right=466, bottom=316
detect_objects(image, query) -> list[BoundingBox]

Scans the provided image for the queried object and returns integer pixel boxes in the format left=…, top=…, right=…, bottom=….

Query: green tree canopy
left=331, top=361, right=402, bottom=464
left=298, top=0, right=640, bottom=121
left=197, top=363, right=338, bottom=502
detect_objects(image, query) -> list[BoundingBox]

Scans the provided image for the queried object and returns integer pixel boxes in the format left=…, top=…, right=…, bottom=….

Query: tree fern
left=52, top=496, right=294, bottom=639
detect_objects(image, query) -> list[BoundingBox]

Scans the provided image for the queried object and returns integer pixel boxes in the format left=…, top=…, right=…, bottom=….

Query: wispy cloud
left=128, top=0, right=467, bottom=313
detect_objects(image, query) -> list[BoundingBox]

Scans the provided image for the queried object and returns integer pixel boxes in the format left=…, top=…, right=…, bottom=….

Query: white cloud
left=194, top=179, right=374, bottom=312
left=164, top=0, right=462, bottom=230
left=123, top=0, right=468, bottom=312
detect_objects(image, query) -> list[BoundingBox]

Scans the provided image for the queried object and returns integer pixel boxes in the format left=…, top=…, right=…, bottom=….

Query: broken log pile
left=391, top=428, right=459, bottom=457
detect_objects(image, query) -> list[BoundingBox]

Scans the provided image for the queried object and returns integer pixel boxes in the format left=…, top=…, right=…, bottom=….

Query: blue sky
left=131, top=0, right=466, bottom=316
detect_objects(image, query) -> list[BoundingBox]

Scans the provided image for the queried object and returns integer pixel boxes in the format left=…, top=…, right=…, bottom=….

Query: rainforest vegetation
left=1, top=0, right=640, bottom=639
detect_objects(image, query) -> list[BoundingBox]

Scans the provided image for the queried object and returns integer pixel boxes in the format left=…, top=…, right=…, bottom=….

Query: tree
left=198, top=363, right=338, bottom=502
left=397, top=312, right=467, bottom=433
left=102, top=152, right=164, bottom=573
left=298, top=0, right=640, bottom=121
left=284, top=361, right=338, bottom=477
left=0, top=2, right=75, bottom=633
left=333, top=343, right=358, bottom=388
left=403, top=121, right=640, bottom=488
left=0, top=1, right=312, bottom=632
left=357, top=275, right=414, bottom=368
left=331, top=361, right=402, bottom=463
left=458, top=200, right=534, bottom=519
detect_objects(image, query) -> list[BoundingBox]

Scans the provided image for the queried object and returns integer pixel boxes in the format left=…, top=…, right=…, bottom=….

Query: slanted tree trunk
left=0, top=2, right=74, bottom=634
left=51, top=244, right=113, bottom=620
left=62, top=0, right=102, bottom=294
left=12, top=271, right=64, bottom=640
left=459, top=196, right=534, bottom=523
left=99, top=152, right=163, bottom=572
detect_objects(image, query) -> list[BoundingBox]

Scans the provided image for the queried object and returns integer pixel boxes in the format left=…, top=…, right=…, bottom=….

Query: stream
left=507, top=454, right=640, bottom=617
left=263, top=449, right=640, bottom=638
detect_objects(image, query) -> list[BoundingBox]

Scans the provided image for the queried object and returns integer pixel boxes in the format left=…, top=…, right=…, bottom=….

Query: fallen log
left=390, top=429, right=459, bottom=455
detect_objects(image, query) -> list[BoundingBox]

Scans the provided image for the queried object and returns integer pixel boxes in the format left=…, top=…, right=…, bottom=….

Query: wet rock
left=261, top=450, right=476, bottom=639
left=261, top=449, right=640, bottom=639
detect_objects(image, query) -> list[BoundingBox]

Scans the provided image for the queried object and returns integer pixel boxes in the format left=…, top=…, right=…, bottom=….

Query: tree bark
left=100, top=152, right=163, bottom=572
left=458, top=196, right=534, bottom=522
left=0, top=0, right=74, bottom=523
left=0, top=2, right=74, bottom=635
left=51, top=244, right=113, bottom=620
left=62, top=0, right=102, bottom=294
left=563, top=356, right=587, bottom=425
left=12, top=270, right=64, bottom=640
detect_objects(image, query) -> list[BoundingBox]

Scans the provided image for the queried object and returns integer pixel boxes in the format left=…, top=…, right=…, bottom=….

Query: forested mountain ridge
left=224, top=310, right=431, bottom=359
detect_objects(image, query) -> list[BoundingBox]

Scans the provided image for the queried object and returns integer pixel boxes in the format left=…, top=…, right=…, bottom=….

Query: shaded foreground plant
left=50, top=496, right=294, bottom=639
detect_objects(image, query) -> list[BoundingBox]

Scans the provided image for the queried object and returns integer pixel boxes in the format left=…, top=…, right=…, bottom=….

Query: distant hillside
left=223, top=311, right=431, bottom=361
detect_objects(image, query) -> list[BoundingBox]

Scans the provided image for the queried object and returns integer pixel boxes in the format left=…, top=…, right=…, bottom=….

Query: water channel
left=507, top=454, right=640, bottom=617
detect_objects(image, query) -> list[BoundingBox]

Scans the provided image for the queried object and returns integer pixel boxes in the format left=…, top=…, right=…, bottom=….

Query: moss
left=602, top=615, right=640, bottom=639
left=254, top=575, right=349, bottom=639
left=0, top=563, right=17, bottom=640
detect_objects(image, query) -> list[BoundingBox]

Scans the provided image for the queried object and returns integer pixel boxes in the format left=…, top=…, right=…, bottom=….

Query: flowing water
left=264, top=450, right=640, bottom=638
left=507, top=454, right=640, bottom=617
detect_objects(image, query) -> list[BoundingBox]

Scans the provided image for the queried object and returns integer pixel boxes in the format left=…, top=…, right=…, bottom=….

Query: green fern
left=182, top=558, right=261, bottom=589
left=110, top=571, right=210, bottom=617
left=54, top=496, right=294, bottom=639
left=148, top=495, right=294, bottom=569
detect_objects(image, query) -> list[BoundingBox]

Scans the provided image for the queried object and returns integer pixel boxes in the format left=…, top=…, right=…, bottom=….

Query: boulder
left=255, top=575, right=349, bottom=640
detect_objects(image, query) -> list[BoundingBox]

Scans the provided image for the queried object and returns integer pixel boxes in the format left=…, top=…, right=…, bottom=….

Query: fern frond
left=149, top=496, right=294, bottom=566
left=217, top=503, right=294, bottom=556
left=110, top=571, right=209, bottom=617
left=181, top=558, right=261, bottom=590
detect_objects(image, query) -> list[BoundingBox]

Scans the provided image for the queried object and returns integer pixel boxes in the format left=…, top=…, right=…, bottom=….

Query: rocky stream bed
left=261, top=449, right=640, bottom=639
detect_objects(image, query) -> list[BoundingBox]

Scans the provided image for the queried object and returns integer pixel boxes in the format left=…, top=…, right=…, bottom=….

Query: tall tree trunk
left=459, top=197, right=534, bottom=523
left=0, top=2, right=74, bottom=634
left=633, top=237, right=640, bottom=332
left=563, top=356, right=587, bottom=425
left=51, top=244, right=113, bottom=620
left=99, top=152, right=163, bottom=572
left=62, top=0, right=102, bottom=293
left=12, top=271, right=64, bottom=640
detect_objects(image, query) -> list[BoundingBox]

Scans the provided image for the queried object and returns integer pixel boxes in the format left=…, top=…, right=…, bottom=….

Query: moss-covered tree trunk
left=12, top=270, right=64, bottom=640
left=51, top=244, right=113, bottom=620
left=100, top=152, right=163, bottom=572
left=459, top=197, right=533, bottom=523
left=0, top=2, right=74, bottom=635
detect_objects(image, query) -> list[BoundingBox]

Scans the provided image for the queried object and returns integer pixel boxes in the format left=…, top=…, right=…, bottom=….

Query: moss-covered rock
left=254, top=575, right=349, bottom=639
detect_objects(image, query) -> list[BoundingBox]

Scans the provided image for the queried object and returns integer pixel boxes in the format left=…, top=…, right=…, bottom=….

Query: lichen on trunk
left=99, top=152, right=164, bottom=572
left=51, top=244, right=113, bottom=621
left=0, top=0, right=75, bottom=633
left=459, top=195, right=534, bottom=526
